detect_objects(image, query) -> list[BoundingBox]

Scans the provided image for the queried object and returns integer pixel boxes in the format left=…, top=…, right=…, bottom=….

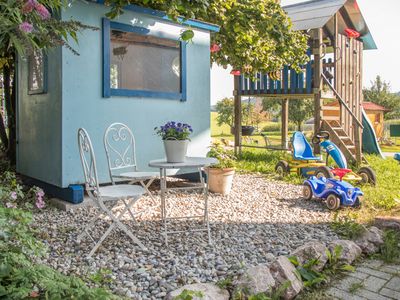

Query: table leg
left=200, top=167, right=212, bottom=245
left=161, top=168, right=168, bottom=246
left=159, top=168, right=165, bottom=221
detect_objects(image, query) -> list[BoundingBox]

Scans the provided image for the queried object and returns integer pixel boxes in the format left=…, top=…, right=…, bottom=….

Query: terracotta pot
left=206, top=167, right=235, bottom=195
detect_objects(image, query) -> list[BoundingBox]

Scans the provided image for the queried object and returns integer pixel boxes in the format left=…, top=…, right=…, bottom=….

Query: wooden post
left=281, top=99, right=289, bottom=149
left=233, top=75, right=242, bottom=156
left=312, top=28, right=323, bottom=154
left=354, top=41, right=363, bottom=165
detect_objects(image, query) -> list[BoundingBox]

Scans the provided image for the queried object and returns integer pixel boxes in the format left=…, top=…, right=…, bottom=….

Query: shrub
left=0, top=202, right=118, bottom=299
left=207, top=142, right=236, bottom=169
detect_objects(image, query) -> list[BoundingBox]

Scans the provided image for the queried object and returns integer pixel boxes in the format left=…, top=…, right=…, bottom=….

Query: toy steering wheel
left=312, top=131, right=330, bottom=144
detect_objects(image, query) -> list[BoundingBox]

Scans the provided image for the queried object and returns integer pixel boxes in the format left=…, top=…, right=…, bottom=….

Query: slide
left=362, top=108, right=384, bottom=158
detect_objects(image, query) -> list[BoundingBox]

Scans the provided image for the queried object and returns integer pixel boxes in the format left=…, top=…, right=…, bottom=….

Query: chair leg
left=100, top=200, right=147, bottom=250
left=87, top=199, right=146, bottom=257
left=140, top=179, right=156, bottom=201
left=77, top=201, right=120, bottom=242
left=77, top=210, right=103, bottom=242
left=121, top=198, right=137, bottom=222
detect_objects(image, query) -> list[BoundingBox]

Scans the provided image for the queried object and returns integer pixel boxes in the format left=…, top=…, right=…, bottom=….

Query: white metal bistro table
left=149, top=157, right=218, bottom=245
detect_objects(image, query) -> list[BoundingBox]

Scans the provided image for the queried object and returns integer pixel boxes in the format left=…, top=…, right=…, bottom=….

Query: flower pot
left=230, top=126, right=255, bottom=136
left=163, top=139, right=189, bottom=163
left=206, top=167, right=235, bottom=195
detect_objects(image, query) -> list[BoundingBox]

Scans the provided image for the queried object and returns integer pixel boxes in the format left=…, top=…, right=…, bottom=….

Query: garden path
left=327, top=260, right=400, bottom=300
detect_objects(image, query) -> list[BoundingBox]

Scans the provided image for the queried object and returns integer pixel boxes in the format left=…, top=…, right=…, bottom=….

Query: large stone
left=355, top=226, right=384, bottom=255
left=328, top=240, right=362, bottom=264
left=269, top=256, right=303, bottom=300
left=235, top=264, right=276, bottom=295
left=375, top=216, right=400, bottom=231
left=290, top=241, right=328, bottom=271
left=166, top=283, right=229, bottom=300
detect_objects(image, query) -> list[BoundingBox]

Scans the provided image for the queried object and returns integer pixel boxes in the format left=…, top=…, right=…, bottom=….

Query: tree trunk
left=0, top=112, right=8, bottom=150
left=297, top=122, right=302, bottom=131
left=3, top=60, right=16, bottom=164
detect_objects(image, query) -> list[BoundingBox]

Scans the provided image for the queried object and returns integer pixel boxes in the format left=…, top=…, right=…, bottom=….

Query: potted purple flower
left=155, top=121, right=193, bottom=163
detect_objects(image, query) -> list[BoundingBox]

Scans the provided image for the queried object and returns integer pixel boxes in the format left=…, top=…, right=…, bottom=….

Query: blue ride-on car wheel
left=326, top=194, right=341, bottom=210
left=302, top=183, right=313, bottom=200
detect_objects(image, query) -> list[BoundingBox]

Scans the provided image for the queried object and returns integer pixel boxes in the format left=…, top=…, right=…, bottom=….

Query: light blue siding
left=61, top=2, right=212, bottom=187
left=16, top=49, right=63, bottom=186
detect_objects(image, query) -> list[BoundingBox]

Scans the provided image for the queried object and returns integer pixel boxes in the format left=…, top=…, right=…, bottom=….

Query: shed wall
left=16, top=49, right=63, bottom=186
left=61, top=2, right=212, bottom=187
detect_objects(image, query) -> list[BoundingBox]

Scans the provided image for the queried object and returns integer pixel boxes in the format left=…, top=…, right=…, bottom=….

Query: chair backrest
left=104, top=123, right=137, bottom=183
left=292, top=131, right=314, bottom=159
left=78, top=128, right=100, bottom=199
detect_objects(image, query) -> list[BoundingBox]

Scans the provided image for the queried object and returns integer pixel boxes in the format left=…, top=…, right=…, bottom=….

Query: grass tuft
left=377, top=230, right=400, bottom=263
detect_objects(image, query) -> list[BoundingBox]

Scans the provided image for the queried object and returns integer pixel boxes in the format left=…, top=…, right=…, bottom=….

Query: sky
left=210, top=0, right=400, bottom=104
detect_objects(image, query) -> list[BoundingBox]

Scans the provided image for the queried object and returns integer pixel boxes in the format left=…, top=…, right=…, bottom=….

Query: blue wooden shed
left=16, top=1, right=219, bottom=202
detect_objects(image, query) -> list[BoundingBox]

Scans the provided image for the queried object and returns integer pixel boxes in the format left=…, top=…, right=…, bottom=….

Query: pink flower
left=19, top=22, right=33, bottom=33
left=35, top=199, right=45, bottom=209
left=5, top=202, right=17, bottom=209
left=36, top=189, right=45, bottom=198
left=21, top=0, right=37, bottom=14
left=210, top=44, right=221, bottom=53
left=10, top=192, right=18, bottom=200
left=35, top=3, right=50, bottom=20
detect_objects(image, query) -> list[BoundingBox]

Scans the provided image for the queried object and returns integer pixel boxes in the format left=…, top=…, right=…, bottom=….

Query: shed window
left=103, top=19, right=186, bottom=100
left=111, top=30, right=180, bottom=92
left=28, top=50, right=47, bottom=94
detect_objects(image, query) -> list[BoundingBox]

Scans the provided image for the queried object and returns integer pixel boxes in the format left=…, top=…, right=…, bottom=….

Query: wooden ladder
left=320, top=73, right=364, bottom=165
left=321, top=120, right=359, bottom=163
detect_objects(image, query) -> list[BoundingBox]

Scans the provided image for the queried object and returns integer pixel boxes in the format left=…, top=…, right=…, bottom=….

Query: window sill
left=109, top=88, right=186, bottom=101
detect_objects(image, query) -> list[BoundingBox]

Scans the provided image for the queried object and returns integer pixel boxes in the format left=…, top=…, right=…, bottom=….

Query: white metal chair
left=77, top=128, right=146, bottom=257
left=103, top=123, right=159, bottom=201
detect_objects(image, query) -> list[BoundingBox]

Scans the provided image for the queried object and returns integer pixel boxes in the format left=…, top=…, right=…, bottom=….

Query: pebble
left=33, top=175, right=337, bottom=299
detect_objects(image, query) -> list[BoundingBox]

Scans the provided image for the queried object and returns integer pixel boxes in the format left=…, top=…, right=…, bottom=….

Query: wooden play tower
left=233, top=0, right=376, bottom=165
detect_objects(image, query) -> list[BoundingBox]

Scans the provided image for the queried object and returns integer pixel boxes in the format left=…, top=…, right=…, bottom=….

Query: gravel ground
left=33, top=174, right=338, bottom=299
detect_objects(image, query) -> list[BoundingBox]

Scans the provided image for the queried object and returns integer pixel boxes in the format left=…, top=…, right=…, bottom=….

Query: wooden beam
left=339, top=7, right=355, bottom=30
left=323, top=25, right=334, bottom=47
left=312, top=28, right=323, bottom=154
left=233, top=75, right=242, bottom=156
left=281, top=99, right=289, bottom=149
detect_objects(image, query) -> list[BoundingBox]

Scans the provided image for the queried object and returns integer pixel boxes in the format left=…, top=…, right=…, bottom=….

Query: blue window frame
left=102, top=18, right=187, bottom=101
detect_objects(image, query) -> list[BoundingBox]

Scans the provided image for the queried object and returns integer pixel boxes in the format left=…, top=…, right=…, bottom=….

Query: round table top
left=149, top=157, right=218, bottom=169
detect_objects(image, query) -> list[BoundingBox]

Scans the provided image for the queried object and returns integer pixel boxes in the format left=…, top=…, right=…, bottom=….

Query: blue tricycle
left=303, top=176, right=364, bottom=210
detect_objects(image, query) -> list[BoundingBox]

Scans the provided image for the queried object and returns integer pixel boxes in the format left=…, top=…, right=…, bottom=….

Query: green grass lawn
left=211, top=112, right=400, bottom=220
left=233, top=148, right=400, bottom=221
left=380, top=139, right=400, bottom=153
left=210, top=111, right=284, bottom=137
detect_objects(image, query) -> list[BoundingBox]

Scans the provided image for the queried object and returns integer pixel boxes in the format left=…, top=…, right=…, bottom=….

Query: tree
left=215, top=97, right=254, bottom=128
left=261, top=98, right=314, bottom=131
left=251, top=100, right=269, bottom=130
left=288, top=99, right=314, bottom=131
left=215, top=98, right=235, bottom=128
left=363, top=75, right=400, bottom=119
left=105, top=0, right=309, bottom=75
